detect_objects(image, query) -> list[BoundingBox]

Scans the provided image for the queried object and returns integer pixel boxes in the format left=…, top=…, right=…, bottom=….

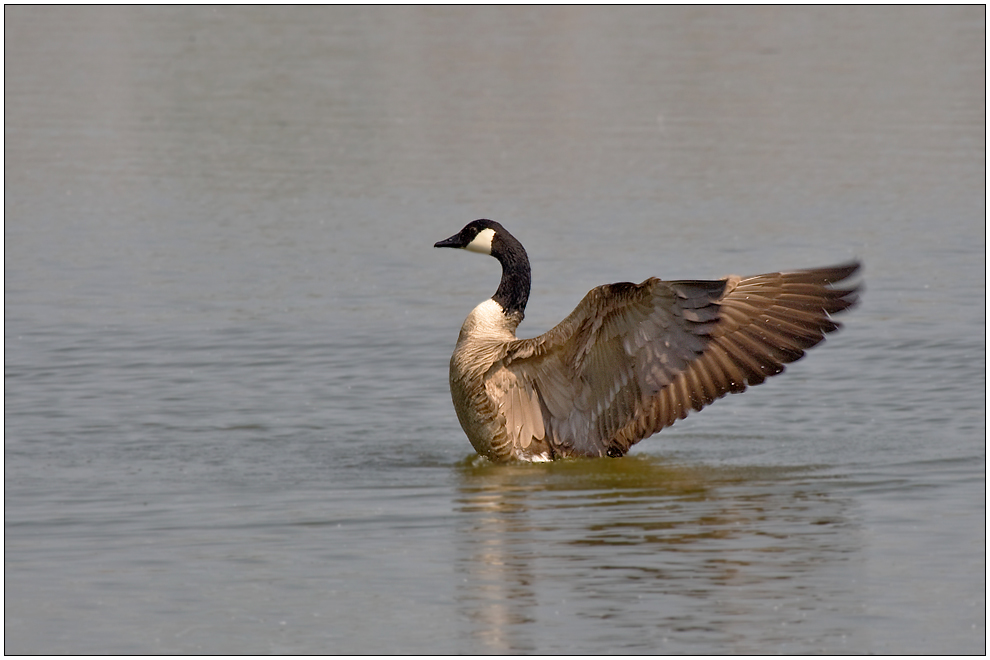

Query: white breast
left=458, top=298, right=517, bottom=342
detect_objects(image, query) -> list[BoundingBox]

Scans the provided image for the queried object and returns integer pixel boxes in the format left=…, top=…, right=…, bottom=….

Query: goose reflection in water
left=453, top=455, right=863, bottom=652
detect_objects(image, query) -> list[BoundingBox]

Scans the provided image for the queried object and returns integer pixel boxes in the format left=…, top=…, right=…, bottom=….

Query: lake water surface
left=5, top=6, right=985, bottom=654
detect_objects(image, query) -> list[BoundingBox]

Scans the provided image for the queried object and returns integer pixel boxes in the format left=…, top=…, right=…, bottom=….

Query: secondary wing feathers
left=484, top=262, right=859, bottom=458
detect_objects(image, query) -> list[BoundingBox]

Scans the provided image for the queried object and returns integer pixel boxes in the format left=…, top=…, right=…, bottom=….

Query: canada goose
left=435, top=219, right=860, bottom=462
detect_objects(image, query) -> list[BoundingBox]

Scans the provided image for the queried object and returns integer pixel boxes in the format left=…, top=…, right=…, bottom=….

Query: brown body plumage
left=436, top=220, right=860, bottom=462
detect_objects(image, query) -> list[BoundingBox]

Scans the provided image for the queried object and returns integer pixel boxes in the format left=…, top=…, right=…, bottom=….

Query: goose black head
left=434, top=219, right=507, bottom=254
left=435, top=219, right=531, bottom=317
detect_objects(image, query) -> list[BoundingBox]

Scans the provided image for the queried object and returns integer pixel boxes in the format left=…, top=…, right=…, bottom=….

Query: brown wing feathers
left=502, top=263, right=859, bottom=458
left=610, top=263, right=860, bottom=454
left=439, top=221, right=859, bottom=461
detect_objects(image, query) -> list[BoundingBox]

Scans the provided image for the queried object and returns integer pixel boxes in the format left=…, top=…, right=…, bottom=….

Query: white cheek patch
left=465, top=228, right=495, bottom=254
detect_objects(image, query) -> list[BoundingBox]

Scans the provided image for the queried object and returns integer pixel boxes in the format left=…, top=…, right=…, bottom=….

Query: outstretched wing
left=485, top=263, right=860, bottom=458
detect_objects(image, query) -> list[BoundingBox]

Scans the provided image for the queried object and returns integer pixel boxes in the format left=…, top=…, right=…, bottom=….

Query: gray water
left=5, top=6, right=985, bottom=654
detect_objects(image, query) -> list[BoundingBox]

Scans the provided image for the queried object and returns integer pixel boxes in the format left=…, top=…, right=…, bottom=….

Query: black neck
left=491, top=231, right=531, bottom=318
